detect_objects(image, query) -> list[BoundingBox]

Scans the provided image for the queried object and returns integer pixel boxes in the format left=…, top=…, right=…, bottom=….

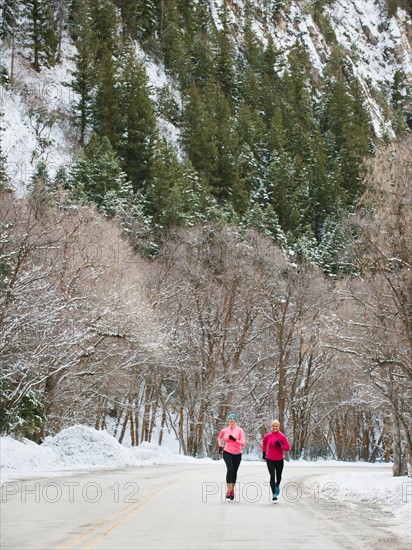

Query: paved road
left=0, top=462, right=408, bottom=549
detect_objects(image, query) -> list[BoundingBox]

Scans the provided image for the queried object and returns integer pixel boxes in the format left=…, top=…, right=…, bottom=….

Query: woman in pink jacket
left=262, top=420, right=291, bottom=501
left=218, top=413, right=246, bottom=500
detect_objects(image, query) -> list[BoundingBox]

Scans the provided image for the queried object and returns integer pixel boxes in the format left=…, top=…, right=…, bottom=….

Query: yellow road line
left=62, top=478, right=183, bottom=550
left=59, top=501, right=137, bottom=550
left=81, top=489, right=163, bottom=549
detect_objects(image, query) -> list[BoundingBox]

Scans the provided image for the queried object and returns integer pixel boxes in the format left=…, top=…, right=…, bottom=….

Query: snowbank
left=0, top=425, right=211, bottom=484
left=308, top=469, right=411, bottom=541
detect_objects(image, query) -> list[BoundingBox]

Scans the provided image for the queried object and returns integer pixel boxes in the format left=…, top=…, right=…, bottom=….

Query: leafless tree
left=325, top=136, right=412, bottom=474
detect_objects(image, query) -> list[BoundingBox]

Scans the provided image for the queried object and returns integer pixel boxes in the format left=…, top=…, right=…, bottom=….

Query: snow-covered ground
left=1, top=425, right=410, bottom=542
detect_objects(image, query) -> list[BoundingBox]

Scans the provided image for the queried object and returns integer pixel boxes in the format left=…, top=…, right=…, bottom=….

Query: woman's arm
left=237, top=428, right=246, bottom=447
left=217, top=428, right=226, bottom=447
left=281, top=434, right=291, bottom=452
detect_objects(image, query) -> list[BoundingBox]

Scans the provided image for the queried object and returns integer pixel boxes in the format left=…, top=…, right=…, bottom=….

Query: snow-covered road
left=1, top=462, right=409, bottom=549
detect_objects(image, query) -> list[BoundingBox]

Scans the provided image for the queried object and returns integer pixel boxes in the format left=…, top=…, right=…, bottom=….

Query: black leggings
left=223, top=451, right=242, bottom=484
left=266, top=459, right=284, bottom=493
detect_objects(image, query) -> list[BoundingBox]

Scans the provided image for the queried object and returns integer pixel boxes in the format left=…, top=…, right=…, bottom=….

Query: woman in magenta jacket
left=218, top=413, right=246, bottom=500
left=262, top=420, right=291, bottom=501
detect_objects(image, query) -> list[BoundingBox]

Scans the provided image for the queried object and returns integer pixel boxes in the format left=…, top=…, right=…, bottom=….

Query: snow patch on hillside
left=1, top=34, right=79, bottom=196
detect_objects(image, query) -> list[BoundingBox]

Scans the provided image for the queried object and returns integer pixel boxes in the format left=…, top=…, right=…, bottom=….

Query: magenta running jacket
left=262, top=431, right=291, bottom=460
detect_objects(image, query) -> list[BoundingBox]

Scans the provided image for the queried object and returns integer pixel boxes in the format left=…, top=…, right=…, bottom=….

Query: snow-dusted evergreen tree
left=1, top=0, right=19, bottom=41
left=69, top=133, right=132, bottom=208
left=145, top=139, right=211, bottom=229
left=181, top=81, right=218, bottom=189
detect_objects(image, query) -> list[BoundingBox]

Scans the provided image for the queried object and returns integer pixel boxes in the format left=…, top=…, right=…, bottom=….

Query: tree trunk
left=118, top=411, right=129, bottom=444
left=56, top=0, right=64, bottom=63
left=392, top=413, right=404, bottom=476
left=158, top=406, right=167, bottom=446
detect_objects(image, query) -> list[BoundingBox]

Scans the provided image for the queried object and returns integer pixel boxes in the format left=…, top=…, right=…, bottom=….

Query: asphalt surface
left=0, top=462, right=408, bottom=549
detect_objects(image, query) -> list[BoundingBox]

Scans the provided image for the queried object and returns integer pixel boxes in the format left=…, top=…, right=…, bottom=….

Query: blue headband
left=228, top=414, right=237, bottom=421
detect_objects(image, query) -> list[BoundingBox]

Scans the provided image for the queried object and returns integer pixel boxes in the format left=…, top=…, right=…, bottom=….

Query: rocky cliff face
left=211, top=0, right=412, bottom=136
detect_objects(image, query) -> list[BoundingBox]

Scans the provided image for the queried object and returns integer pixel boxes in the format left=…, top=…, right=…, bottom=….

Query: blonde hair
left=271, top=420, right=280, bottom=426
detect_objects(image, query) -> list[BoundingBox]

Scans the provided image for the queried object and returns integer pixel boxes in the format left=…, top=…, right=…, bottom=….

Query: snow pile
left=130, top=441, right=209, bottom=465
left=0, top=425, right=211, bottom=483
left=0, top=435, right=59, bottom=471
left=42, top=425, right=140, bottom=468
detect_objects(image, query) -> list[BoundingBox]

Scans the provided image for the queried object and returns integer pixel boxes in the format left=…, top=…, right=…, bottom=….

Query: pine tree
left=208, top=84, right=240, bottom=205
left=42, top=0, right=59, bottom=65
left=181, top=81, right=218, bottom=190
left=2, top=389, right=46, bottom=440
left=236, top=101, right=267, bottom=174
left=321, top=77, right=371, bottom=203
left=69, top=132, right=132, bottom=208
left=242, top=17, right=262, bottom=71
left=301, top=126, right=338, bottom=238
left=263, top=153, right=299, bottom=234
left=213, top=2, right=237, bottom=99
left=146, top=139, right=211, bottom=228
left=88, top=0, right=119, bottom=59
left=69, top=0, right=97, bottom=144
left=113, top=0, right=140, bottom=40
left=118, top=47, right=157, bottom=192
left=133, top=0, right=158, bottom=44
left=1, top=0, right=20, bottom=84
left=281, top=45, right=314, bottom=159
left=239, top=64, right=261, bottom=111
left=391, top=69, right=410, bottom=133
left=186, top=35, right=214, bottom=93
left=237, top=143, right=259, bottom=197
left=92, top=45, right=122, bottom=150
left=261, top=36, right=282, bottom=84
left=1, top=0, right=19, bottom=41
left=160, top=0, right=187, bottom=78
left=176, top=0, right=196, bottom=35
left=28, top=161, right=57, bottom=216
left=267, top=102, right=286, bottom=154
left=193, top=0, right=213, bottom=36
left=20, top=0, right=58, bottom=71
